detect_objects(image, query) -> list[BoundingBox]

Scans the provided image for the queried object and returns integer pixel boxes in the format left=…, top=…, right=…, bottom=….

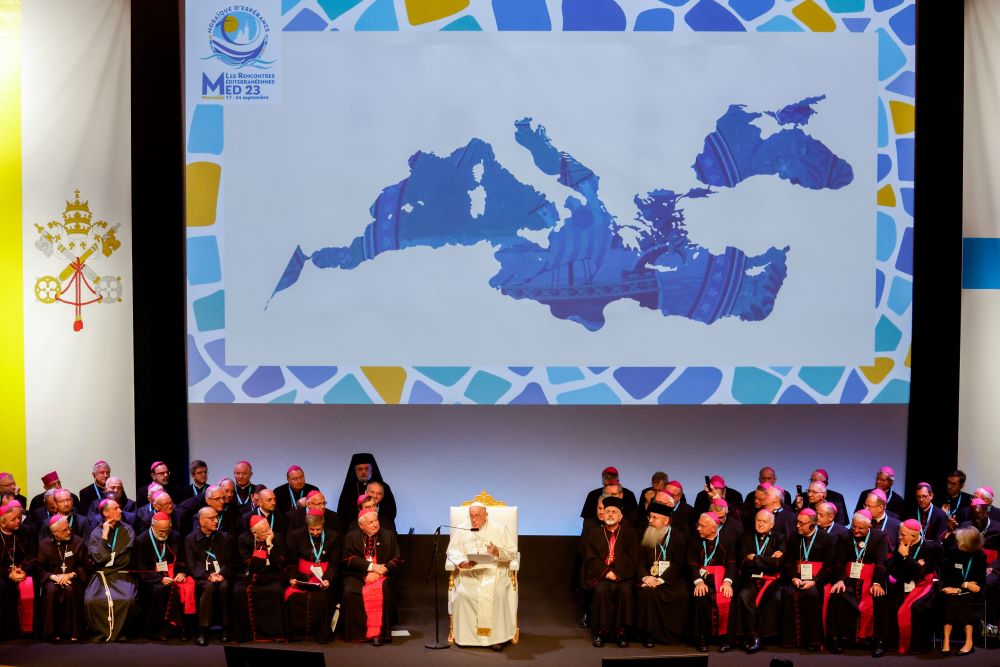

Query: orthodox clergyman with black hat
left=635, top=501, right=688, bottom=647
left=581, top=495, right=639, bottom=648
left=337, top=453, right=397, bottom=532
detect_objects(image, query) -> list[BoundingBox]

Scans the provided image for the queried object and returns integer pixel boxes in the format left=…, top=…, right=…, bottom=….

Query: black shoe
left=371, top=636, right=384, bottom=647
left=616, top=636, right=629, bottom=648
left=719, top=643, right=732, bottom=652
left=871, top=640, right=885, bottom=658
left=490, top=643, right=504, bottom=652
left=806, top=643, right=821, bottom=652
left=195, top=634, right=208, bottom=647
left=220, top=630, right=231, bottom=643
left=643, top=639, right=655, bottom=648
left=592, top=636, right=604, bottom=648
left=745, top=636, right=762, bottom=653
left=155, top=627, right=170, bottom=642
left=579, top=614, right=591, bottom=629
left=827, top=638, right=842, bottom=654
left=695, top=637, right=709, bottom=652
left=179, top=628, right=191, bottom=642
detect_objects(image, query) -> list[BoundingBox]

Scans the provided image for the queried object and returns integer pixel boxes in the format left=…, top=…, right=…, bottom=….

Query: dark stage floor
left=4, top=536, right=999, bottom=666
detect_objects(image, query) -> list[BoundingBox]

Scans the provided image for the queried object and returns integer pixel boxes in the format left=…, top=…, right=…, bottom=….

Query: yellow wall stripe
left=0, top=1, right=26, bottom=490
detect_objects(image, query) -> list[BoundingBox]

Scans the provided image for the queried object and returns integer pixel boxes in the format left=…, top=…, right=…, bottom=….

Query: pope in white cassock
left=446, top=502, right=518, bottom=651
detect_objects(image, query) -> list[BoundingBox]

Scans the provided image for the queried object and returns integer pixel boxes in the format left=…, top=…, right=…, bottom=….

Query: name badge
left=955, top=563, right=963, bottom=570
left=652, top=561, right=670, bottom=576
left=156, top=561, right=169, bottom=573
left=799, top=563, right=814, bottom=581
left=212, top=560, right=221, bottom=574
left=310, top=565, right=324, bottom=580
left=107, top=552, right=115, bottom=567
left=903, top=581, right=915, bottom=593
left=751, top=573, right=763, bottom=579
left=849, top=562, right=863, bottom=579
left=64, top=550, right=73, bottom=557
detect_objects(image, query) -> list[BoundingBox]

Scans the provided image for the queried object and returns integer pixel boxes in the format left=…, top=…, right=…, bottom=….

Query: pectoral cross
left=60, top=562, right=67, bottom=573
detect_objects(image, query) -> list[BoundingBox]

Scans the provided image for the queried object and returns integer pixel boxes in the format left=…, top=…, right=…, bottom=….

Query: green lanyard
left=256, top=508, right=274, bottom=530
left=755, top=533, right=770, bottom=557
left=962, top=557, right=973, bottom=582
left=107, top=526, right=119, bottom=553
left=657, top=526, right=672, bottom=561
left=910, top=540, right=923, bottom=562
left=310, top=531, right=325, bottom=563
left=703, top=534, right=720, bottom=567
left=801, top=529, right=818, bottom=561
left=148, top=528, right=166, bottom=563
left=288, top=487, right=304, bottom=509
left=854, top=530, right=871, bottom=561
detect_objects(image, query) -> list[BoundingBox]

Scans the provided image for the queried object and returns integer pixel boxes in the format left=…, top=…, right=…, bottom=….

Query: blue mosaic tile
left=493, top=0, right=551, bottom=30
left=877, top=153, right=892, bottom=182
left=798, top=366, right=844, bottom=396
left=288, top=366, right=338, bottom=388
left=825, top=0, right=863, bottom=11
left=355, top=0, right=398, bottom=30
left=510, top=382, right=548, bottom=404
left=588, top=367, right=609, bottom=374
left=563, top=0, right=626, bottom=30
left=877, top=98, right=888, bottom=148
left=204, top=338, right=247, bottom=378
left=872, top=379, right=909, bottom=403
left=613, top=367, right=674, bottom=399
left=886, top=71, right=915, bottom=97
left=877, top=28, right=907, bottom=81
left=686, top=0, right=746, bottom=31
left=323, top=374, right=373, bottom=403
left=874, top=315, right=902, bottom=352
left=874, top=0, right=903, bottom=10
left=282, top=0, right=302, bottom=14
left=270, top=390, right=297, bottom=403
left=205, top=381, right=235, bottom=403
left=888, top=3, right=915, bottom=45
left=900, top=187, right=914, bottom=216
left=464, top=372, right=512, bottom=404
left=876, top=268, right=885, bottom=306
left=732, top=367, right=782, bottom=404
left=508, top=367, right=533, bottom=377
left=442, top=15, right=482, bottom=30
left=193, top=290, right=225, bottom=332
left=547, top=367, right=585, bottom=384
left=242, top=366, right=285, bottom=398
left=839, top=369, right=868, bottom=403
left=757, top=15, right=803, bottom=31
left=895, top=226, right=913, bottom=275
left=414, top=366, right=469, bottom=386
left=188, top=334, right=211, bottom=386
left=886, top=276, right=912, bottom=315
left=896, top=138, right=914, bottom=181
left=408, top=380, right=443, bottom=404
left=842, top=17, right=870, bottom=32
left=876, top=212, right=896, bottom=262
left=317, top=0, right=362, bottom=21
left=285, top=7, right=329, bottom=30
left=770, top=367, right=792, bottom=376
left=187, top=236, right=222, bottom=285
left=659, top=0, right=689, bottom=5
left=634, top=8, right=674, bottom=30
left=556, top=383, right=621, bottom=405
left=657, top=368, right=722, bottom=404
left=778, top=385, right=817, bottom=404
left=188, top=105, right=223, bottom=155
left=729, top=0, right=774, bottom=21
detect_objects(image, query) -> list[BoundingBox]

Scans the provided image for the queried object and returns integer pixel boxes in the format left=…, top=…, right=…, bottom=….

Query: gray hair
left=955, top=526, right=984, bottom=553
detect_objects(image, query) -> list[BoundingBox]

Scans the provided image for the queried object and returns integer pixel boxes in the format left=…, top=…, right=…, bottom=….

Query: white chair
left=445, top=490, right=520, bottom=645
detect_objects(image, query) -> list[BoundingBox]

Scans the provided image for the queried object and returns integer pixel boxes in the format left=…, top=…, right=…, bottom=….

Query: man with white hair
left=825, top=509, right=890, bottom=657
left=36, top=514, right=86, bottom=641
left=973, top=485, right=1000, bottom=523
left=688, top=511, right=738, bottom=653
left=809, top=469, right=848, bottom=525
left=728, top=509, right=785, bottom=653
left=763, top=484, right=796, bottom=540
left=0, top=501, right=37, bottom=639
left=233, top=513, right=287, bottom=642
left=446, top=502, right=518, bottom=651
left=581, top=496, right=639, bottom=648
left=134, top=511, right=194, bottom=640
left=635, top=501, right=688, bottom=647
left=84, top=499, right=137, bottom=641
left=341, top=507, right=402, bottom=645
left=79, top=460, right=113, bottom=513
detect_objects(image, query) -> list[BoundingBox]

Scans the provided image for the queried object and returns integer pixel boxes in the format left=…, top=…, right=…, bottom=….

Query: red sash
left=17, top=577, right=34, bottom=633
left=284, top=558, right=328, bottom=601
left=705, top=565, right=731, bottom=637
left=362, top=550, right=384, bottom=640
left=754, top=574, right=779, bottom=607
left=897, top=573, right=934, bottom=653
left=985, top=548, right=998, bottom=564
left=163, top=564, right=197, bottom=615
left=845, top=562, right=876, bottom=640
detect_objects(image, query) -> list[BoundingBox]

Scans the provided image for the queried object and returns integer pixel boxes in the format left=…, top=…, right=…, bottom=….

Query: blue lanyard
left=801, top=529, right=818, bottom=561
left=910, top=540, right=923, bottom=562
left=289, top=487, right=304, bottom=508
left=885, top=489, right=894, bottom=506
left=657, top=526, right=672, bottom=561
left=703, top=534, right=720, bottom=567
left=236, top=485, right=251, bottom=505
left=93, top=482, right=102, bottom=499
left=962, top=557, right=973, bottom=582
left=149, top=528, right=167, bottom=563
left=107, top=526, right=119, bottom=552
left=982, top=518, right=992, bottom=537
left=854, top=530, right=871, bottom=561
left=192, top=483, right=204, bottom=496
left=256, top=508, right=274, bottom=530
left=755, top=533, right=770, bottom=557
left=947, top=495, right=962, bottom=517
left=917, top=507, right=929, bottom=537
left=310, top=531, right=325, bottom=563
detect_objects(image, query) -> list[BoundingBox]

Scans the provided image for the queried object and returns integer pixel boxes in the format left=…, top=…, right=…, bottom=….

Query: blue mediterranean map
left=269, top=96, right=853, bottom=332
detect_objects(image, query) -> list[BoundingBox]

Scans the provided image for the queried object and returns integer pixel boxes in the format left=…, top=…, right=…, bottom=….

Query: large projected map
left=270, top=97, right=852, bottom=332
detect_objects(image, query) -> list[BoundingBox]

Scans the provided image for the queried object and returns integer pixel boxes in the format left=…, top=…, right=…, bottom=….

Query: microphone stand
left=425, top=525, right=449, bottom=649
left=424, top=524, right=478, bottom=650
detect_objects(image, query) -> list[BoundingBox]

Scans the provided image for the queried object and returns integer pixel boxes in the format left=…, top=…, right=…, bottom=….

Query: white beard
left=642, top=524, right=668, bottom=549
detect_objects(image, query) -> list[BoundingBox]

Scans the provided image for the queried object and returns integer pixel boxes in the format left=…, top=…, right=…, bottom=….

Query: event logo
left=32, top=189, right=123, bottom=332
left=203, top=7, right=274, bottom=69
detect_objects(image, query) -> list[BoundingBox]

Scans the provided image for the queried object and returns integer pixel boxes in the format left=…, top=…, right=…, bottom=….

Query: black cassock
left=341, top=528, right=402, bottom=641
left=635, top=525, right=688, bottom=644
left=36, top=534, right=86, bottom=640
left=273, top=482, right=319, bottom=516
left=825, top=528, right=889, bottom=643
left=284, top=526, right=342, bottom=642
left=686, top=529, right=738, bottom=644
left=134, top=528, right=192, bottom=636
left=336, top=453, right=398, bottom=532
left=887, top=538, right=942, bottom=653
left=581, top=522, right=639, bottom=639
left=780, top=527, right=836, bottom=648
left=234, top=532, right=288, bottom=641
left=184, top=529, right=236, bottom=631
left=0, top=526, right=38, bottom=640
left=729, top=530, right=785, bottom=644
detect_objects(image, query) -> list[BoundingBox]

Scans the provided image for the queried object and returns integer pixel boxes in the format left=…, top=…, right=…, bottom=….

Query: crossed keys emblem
left=33, top=189, right=123, bottom=332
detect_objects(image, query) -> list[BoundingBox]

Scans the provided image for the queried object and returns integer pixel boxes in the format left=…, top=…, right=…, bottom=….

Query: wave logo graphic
left=203, top=8, right=275, bottom=69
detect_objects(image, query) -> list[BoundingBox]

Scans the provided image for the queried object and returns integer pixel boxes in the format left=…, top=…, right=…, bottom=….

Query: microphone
left=432, top=524, right=479, bottom=534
